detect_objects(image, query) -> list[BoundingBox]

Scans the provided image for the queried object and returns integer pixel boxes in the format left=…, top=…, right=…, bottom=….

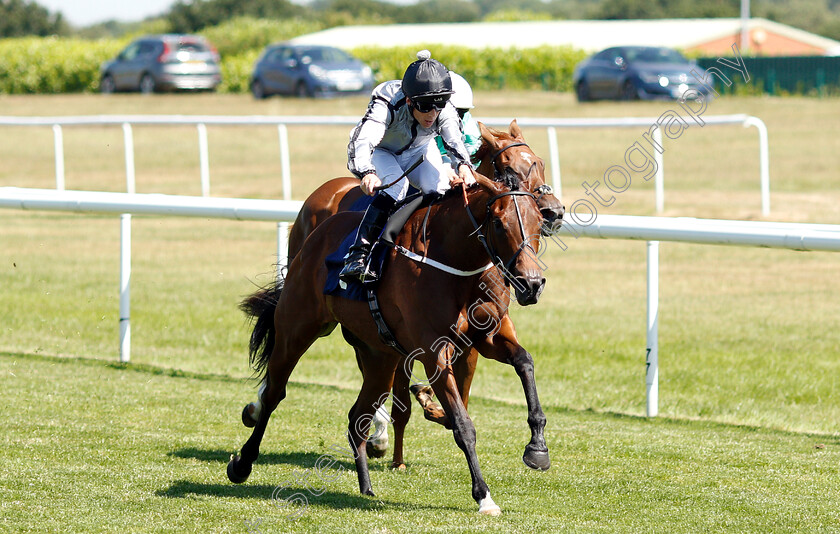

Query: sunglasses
left=412, top=100, right=447, bottom=113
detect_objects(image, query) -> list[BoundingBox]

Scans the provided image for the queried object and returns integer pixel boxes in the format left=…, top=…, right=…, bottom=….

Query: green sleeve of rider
left=435, top=135, right=446, bottom=157
left=462, top=113, right=482, bottom=156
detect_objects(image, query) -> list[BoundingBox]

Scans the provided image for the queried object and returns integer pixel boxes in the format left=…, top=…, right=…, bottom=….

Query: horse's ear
left=479, top=121, right=495, bottom=144
left=509, top=119, right=524, bottom=141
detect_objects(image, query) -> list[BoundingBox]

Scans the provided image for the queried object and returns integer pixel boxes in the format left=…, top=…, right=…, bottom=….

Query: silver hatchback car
left=100, top=34, right=222, bottom=94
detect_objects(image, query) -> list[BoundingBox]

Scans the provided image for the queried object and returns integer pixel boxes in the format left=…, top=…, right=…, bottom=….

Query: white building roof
left=290, top=18, right=840, bottom=55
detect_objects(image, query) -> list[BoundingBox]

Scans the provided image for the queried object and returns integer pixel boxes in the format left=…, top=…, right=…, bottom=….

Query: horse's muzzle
left=513, top=273, right=546, bottom=306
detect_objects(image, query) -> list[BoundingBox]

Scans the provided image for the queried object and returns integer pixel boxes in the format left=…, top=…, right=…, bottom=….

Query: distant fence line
left=0, top=113, right=770, bottom=215
left=697, top=55, right=840, bottom=96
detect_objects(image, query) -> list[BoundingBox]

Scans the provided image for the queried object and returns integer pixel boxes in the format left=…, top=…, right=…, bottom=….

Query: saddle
left=323, top=189, right=440, bottom=299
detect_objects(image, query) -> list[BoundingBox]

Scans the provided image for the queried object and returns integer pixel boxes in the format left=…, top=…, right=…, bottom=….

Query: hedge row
left=0, top=24, right=587, bottom=94
left=0, top=36, right=125, bottom=93
left=351, top=45, right=588, bottom=92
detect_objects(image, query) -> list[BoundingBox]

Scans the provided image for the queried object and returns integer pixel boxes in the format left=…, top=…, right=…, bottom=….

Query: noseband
left=465, top=189, right=539, bottom=281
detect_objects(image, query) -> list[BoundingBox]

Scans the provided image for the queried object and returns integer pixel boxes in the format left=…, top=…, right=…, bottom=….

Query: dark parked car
left=250, top=44, right=375, bottom=99
left=100, top=34, right=221, bottom=94
left=573, top=46, right=712, bottom=102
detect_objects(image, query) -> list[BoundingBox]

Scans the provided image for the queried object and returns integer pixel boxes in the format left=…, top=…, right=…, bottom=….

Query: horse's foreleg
left=474, top=315, right=550, bottom=471
left=423, top=351, right=501, bottom=516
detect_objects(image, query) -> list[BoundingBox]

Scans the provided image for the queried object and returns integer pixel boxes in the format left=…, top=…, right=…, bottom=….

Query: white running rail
left=2, top=186, right=834, bottom=416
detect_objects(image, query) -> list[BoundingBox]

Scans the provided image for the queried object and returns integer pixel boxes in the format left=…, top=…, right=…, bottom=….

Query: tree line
left=4, top=0, right=840, bottom=41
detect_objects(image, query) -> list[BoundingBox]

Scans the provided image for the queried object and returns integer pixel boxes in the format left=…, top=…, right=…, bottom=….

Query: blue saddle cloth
left=323, top=194, right=375, bottom=302
left=322, top=187, right=429, bottom=302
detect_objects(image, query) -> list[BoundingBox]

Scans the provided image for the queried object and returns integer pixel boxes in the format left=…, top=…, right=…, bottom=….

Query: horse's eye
left=492, top=218, right=505, bottom=232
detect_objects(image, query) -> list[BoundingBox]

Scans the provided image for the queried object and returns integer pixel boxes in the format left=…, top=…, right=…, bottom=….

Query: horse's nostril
left=540, top=207, right=565, bottom=221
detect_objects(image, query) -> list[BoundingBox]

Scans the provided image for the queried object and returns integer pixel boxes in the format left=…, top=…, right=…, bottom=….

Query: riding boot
left=339, top=195, right=395, bottom=284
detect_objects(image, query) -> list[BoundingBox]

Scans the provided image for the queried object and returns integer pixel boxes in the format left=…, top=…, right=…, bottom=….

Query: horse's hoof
left=522, top=446, right=551, bottom=471
left=390, top=462, right=406, bottom=471
left=366, top=441, right=387, bottom=458
left=409, top=384, right=435, bottom=408
left=478, top=495, right=502, bottom=516
left=362, top=488, right=376, bottom=497
left=227, top=455, right=252, bottom=484
left=241, top=404, right=258, bottom=428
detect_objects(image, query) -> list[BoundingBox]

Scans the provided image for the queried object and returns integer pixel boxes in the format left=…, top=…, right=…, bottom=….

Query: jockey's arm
left=437, top=105, right=473, bottom=184
left=347, top=87, right=391, bottom=179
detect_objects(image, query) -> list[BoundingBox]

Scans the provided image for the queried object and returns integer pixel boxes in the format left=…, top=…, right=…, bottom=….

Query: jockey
left=342, top=50, right=476, bottom=284
left=436, top=71, right=482, bottom=164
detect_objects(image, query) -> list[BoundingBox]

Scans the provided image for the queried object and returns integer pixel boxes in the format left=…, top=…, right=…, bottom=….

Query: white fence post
left=122, top=123, right=136, bottom=194
left=546, top=126, right=562, bottom=198
left=119, top=213, right=131, bottom=363
left=646, top=240, right=660, bottom=417
left=277, top=124, right=292, bottom=201
left=744, top=116, right=770, bottom=216
left=653, top=128, right=664, bottom=214
left=277, top=222, right=289, bottom=282
left=52, top=124, right=65, bottom=190
left=276, top=124, right=293, bottom=277
left=121, top=123, right=135, bottom=362
left=197, top=123, right=210, bottom=197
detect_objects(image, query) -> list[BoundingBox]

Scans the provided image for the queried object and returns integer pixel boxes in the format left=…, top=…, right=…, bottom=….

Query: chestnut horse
left=228, top=175, right=547, bottom=515
left=285, top=120, right=563, bottom=469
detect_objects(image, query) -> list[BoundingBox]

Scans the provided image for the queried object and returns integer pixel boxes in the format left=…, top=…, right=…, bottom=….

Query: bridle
left=464, top=188, right=539, bottom=281
left=488, top=141, right=555, bottom=199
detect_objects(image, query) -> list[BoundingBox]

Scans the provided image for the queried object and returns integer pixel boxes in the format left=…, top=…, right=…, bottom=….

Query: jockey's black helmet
left=401, top=50, right=453, bottom=105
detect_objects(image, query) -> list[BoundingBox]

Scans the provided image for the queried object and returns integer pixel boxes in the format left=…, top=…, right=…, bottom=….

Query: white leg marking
left=249, top=379, right=267, bottom=421
left=478, top=494, right=501, bottom=516
left=370, top=404, right=390, bottom=450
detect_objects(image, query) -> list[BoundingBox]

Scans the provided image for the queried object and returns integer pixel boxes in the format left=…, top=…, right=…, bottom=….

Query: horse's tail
left=239, top=278, right=284, bottom=375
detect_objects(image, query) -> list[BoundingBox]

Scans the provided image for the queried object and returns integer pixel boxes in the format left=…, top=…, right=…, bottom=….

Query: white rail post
left=646, top=240, right=660, bottom=417
left=197, top=123, right=210, bottom=197
left=277, top=124, right=293, bottom=278
left=744, top=116, right=770, bottom=216
left=120, top=123, right=135, bottom=362
left=546, top=126, right=562, bottom=199
left=277, top=222, right=289, bottom=282
left=119, top=213, right=131, bottom=363
left=277, top=124, right=292, bottom=201
left=653, top=128, right=664, bottom=214
left=52, top=124, right=65, bottom=190
left=122, top=123, right=136, bottom=194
